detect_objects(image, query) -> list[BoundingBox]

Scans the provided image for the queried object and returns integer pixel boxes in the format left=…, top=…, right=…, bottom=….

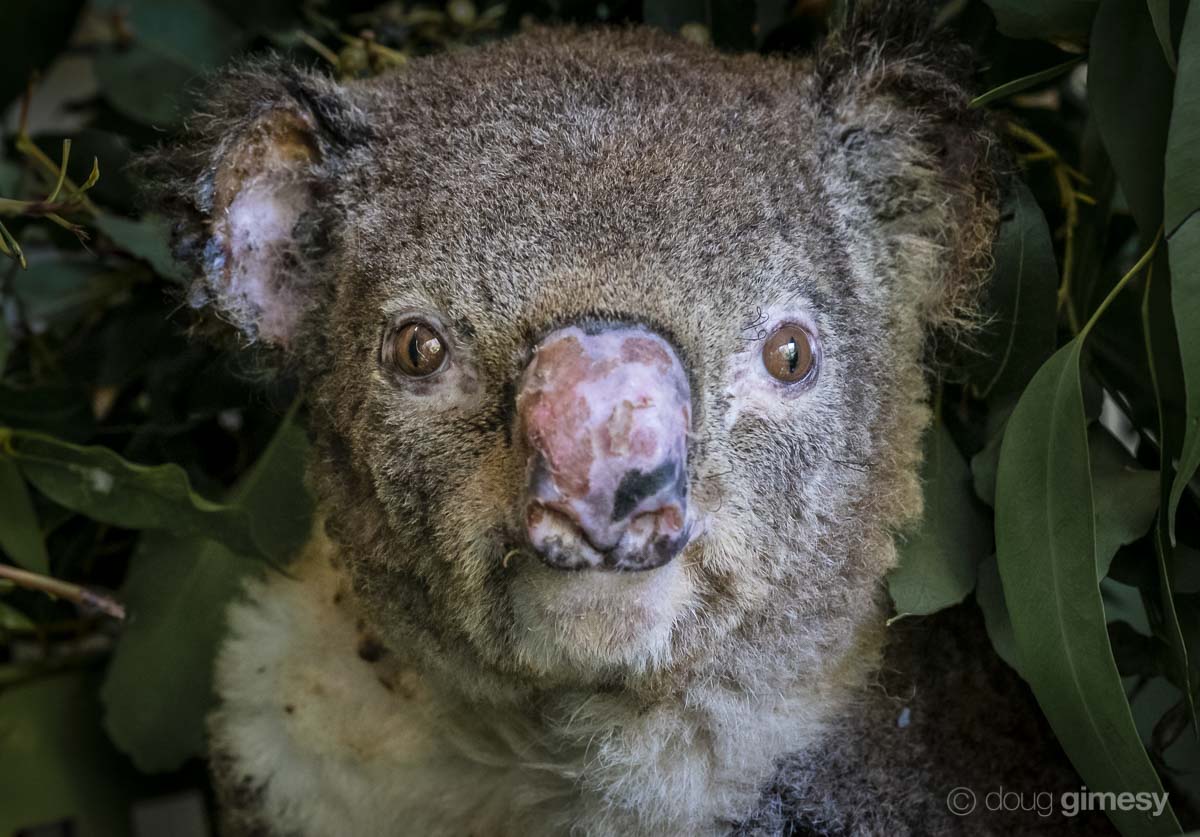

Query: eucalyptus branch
left=1080, top=227, right=1162, bottom=340
left=0, top=563, right=126, bottom=621
left=1005, top=121, right=1092, bottom=335
left=0, top=125, right=101, bottom=267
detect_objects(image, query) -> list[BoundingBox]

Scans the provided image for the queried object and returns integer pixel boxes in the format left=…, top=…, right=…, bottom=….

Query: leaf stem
left=0, top=563, right=126, bottom=620
left=1080, top=227, right=1163, bottom=340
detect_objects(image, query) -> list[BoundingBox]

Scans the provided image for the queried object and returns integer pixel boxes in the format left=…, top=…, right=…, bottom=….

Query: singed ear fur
left=813, top=7, right=1005, bottom=333
left=141, top=60, right=371, bottom=351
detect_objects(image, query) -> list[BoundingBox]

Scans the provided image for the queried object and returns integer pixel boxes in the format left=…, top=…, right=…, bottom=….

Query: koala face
left=151, top=25, right=998, bottom=690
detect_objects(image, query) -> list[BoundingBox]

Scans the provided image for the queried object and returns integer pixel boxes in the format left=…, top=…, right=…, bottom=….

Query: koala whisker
left=830, top=459, right=873, bottom=473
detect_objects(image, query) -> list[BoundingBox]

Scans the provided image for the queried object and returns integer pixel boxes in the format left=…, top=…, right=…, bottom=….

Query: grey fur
left=142, top=10, right=1112, bottom=836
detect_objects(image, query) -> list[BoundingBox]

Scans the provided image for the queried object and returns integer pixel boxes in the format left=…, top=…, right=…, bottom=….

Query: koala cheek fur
left=140, top=5, right=1108, bottom=836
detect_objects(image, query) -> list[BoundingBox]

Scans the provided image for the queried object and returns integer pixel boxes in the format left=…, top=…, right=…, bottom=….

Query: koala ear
left=813, top=7, right=1004, bottom=332
left=142, top=61, right=370, bottom=349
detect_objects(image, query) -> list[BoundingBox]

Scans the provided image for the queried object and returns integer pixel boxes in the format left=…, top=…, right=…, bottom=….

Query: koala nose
left=517, top=324, right=691, bottom=571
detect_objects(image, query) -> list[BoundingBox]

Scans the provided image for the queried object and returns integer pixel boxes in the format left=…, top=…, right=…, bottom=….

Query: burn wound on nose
left=620, top=336, right=673, bottom=371
left=518, top=336, right=595, bottom=497
left=519, top=325, right=692, bottom=563
left=612, top=460, right=679, bottom=522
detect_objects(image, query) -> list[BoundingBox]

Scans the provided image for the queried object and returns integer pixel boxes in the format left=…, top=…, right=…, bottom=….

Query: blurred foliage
left=0, top=0, right=1198, bottom=835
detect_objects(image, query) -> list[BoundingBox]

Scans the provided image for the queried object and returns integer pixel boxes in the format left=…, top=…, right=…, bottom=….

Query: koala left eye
left=762, top=323, right=819, bottom=385
left=381, top=320, right=449, bottom=378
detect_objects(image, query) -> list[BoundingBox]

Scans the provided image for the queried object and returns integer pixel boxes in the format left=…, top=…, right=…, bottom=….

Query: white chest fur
left=209, top=539, right=852, bottom=836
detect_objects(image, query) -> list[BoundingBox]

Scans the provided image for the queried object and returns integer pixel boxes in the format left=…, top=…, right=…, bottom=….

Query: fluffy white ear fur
left=206, top=110, right=322, bottom=347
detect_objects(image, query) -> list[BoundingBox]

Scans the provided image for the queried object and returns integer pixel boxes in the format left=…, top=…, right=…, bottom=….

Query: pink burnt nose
left=518, top=325, right=691, bottom=571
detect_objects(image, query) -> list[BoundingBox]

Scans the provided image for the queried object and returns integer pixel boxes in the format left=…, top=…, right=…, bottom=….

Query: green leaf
left=0, top=314, right=9, bottom=376
left=970, top=55, right=1084, bottom=109
left=1174, top=544, right=1200, bottom=593
left=1108, top=620, right=1163, bottom=678
left=888, top=421, right=989, bottom=619
left=0, top=672, right=140, bottom=837
left=93, top=0, right=245, bottom=125
left=94, top=213, right=188, bottom=284
left=102, top=414, right=312, bottom=771
left=0, top=600, right=35, bottom=633
left=0, top=383, right=94, bottom=441
left=642, top=0, right=755, bottom=49
left=1090, top=0, right=1176, bottom=240
left=0, top=0, right=85, bottom=111
left=4, top=430, right=268, bottom=562
left=11, top=259, right=130, bottom=335
left=94, top=46, right=198, bottom=126
left=1102, top=577, right=1153, bottom=635
left=1165, top=0, right=1200, bottom=536
left=976, top=554, right=1021, bottom=671
left=0, top=455, right=49, bottom=573
left=1089, top=425, right=1161, bottom=578
left=970, top=406, right=1013, bottom=509
left=1141, top=255, right=1197, bottom=734
left=983, top=0, right=1099, bottom=40
left=1148, top=0, right=1179, bottom=70
left=972, top=182, right=1059, bottom=402
left=995, top=337, right=1181, bottom=834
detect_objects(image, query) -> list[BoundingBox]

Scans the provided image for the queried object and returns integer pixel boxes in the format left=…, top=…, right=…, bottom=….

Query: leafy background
left=1, top=0, right=1198, bottom=834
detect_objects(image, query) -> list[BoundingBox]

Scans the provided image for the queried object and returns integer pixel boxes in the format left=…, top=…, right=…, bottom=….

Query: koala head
left=148, top=18, right=999, bottom=695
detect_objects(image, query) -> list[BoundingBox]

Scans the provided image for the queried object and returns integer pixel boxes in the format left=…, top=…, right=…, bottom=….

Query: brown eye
left=762, top=324, right=817, bottom=384
left=382, top=321, right=448, bottom=378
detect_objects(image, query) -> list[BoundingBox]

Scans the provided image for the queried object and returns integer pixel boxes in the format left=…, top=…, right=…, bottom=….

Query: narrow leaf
left=1142, top=260, right=1197, bottom=735
left=1089, top=425, right=1160, bottom=578
left=996, top=338, right=1181, bottom=834
left=0, top=456, right=49, bottom=573
left=0, top=315, right=9, bottom=374
left=3, top=430, right=268, bottom=563
left=972, top=182, right=1059, bottom=402
left=1165, top=0, right=1200, bottom=533
left=1147, top=0, right=1179, bottom=71
left=1090, top=0, right=1175, bottom=240
left=976, top=554, right=1021, bottom=671
left=970, top=56, right=1084, bottom=109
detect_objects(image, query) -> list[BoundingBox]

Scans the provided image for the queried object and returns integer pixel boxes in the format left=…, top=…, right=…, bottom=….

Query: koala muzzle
left=518, top=325, right=691, bottom=571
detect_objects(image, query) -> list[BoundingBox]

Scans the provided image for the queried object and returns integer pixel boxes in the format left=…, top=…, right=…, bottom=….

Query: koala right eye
left=381, top=321, right=448, bottom=378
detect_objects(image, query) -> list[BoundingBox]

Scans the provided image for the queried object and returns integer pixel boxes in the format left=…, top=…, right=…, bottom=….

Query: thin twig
left=0, top=564, right=126, bottom=620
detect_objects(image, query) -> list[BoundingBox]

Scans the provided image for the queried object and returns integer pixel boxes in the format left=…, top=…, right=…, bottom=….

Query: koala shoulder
left=737, top=606, right=1118, bottom=836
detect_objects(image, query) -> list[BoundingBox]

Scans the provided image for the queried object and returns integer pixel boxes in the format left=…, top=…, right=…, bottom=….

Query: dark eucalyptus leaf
left=1164, top=0, right=1200, bottom=536
left=983, top=0, right=1098, bottom=40
left=1148, top=0, right=1179, bottom=70
left=972, top=182, right=1058, bottom=403
left=888, top=420, right=989, bottom=619
left=0, top=316, right=9, bottom=377
left=101, top=414, right=311, bottom=771
left=1089, top=0, right=1175, bottom=241
left=0, top=456, right=49, bottom=574
left=995, top=338, right=1181, bottom=834
left=95, top=213, right=189, bottom=284
left=11, top=260, right=131, bottom=337
left=0, top=0, right=85, bottom=111
left=0, top=672, right=141, bottom=837
left=1089, top=424, right=1160, bottom=577
left=975, top=554, right=1021, bottom=671
left=4, top=430, right=269, bottom=563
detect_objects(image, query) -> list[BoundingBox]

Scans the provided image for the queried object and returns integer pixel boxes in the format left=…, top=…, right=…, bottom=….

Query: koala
left=145, top=7, right=1118, bottom=836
